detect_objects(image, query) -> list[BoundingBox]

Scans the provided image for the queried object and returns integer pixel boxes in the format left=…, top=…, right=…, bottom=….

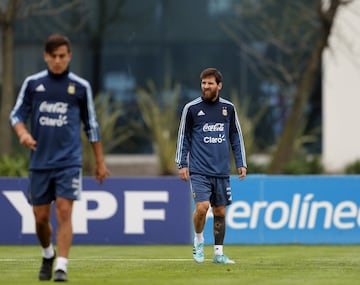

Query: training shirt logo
left=203, top=123, right=224, bottom=132
left=67, top=83, right=76, bottom=94
left=222, top=107, right=228, bottom=116
left=202, top=123, right=226, bottom=144
left=38, top=101, right=69, bottom=127
left=204, top=134, right=226, bottom=144
left=35, top=84, right=46, bottom=92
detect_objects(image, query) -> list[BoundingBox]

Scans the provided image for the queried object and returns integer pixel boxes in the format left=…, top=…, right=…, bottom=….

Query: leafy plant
left=345, top=160, right=360, bottom=174
left=0, top=153, right=29, bottom=177
left=136, top=78, right=181, bottom=175
left=230, top=90, right=268, bottom=174
left=82, top=93, right=133, bottom=176
left=283, top=155, right=323, bottom=174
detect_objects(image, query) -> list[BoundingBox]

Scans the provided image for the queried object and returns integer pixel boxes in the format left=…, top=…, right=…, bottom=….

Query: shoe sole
left=54, top=270, right=68, bottom=282
left=194, top=257, right=204, bottom=263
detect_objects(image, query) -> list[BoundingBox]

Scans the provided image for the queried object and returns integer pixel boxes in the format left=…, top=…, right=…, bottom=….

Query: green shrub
left=136, top=79, right=180, bottom=175
left=246, top=161, right=268, bottom=174
left=82, top=93, right=132, bottom=176
left=345, top=160, right=360, bottom=174
left=283, top=155, right=323, bottom=174
left=0, top=154, right=29, bottom=177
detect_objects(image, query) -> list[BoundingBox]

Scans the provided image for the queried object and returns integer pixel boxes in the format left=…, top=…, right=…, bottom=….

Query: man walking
left=176, top=67, right=247, bottom=264
left=10, top=34, right=109, bottom=281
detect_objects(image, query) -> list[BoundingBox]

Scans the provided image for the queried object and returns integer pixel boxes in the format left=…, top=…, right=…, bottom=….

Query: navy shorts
left=27, top=167, right=82, bottom=205
left=190, top=174, right=232, bottom=207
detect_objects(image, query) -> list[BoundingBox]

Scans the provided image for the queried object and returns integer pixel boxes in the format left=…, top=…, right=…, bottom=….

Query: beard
left=202, top=89, right=218, bottom=102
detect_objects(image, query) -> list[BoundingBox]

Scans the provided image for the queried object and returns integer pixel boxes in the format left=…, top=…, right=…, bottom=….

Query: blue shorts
left=27, top=167, right=82, bottom=205
left=190, top=174, right=232, bottom=206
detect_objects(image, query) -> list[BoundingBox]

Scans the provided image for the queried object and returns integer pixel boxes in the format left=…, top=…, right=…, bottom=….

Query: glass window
left=208, top=0, right=233, bottom=16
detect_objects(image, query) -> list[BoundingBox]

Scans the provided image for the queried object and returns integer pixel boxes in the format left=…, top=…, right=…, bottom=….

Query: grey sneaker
left=213, top=254, right=235, bottom=264
left=54, top=269, right=68, bottom=282
left=192, top=242, right=204, bottom=263
left=38, top=252, right=56, bottom=281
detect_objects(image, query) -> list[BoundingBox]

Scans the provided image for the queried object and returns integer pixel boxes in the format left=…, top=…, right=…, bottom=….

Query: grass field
left=1, top=245, right=360, bottom=284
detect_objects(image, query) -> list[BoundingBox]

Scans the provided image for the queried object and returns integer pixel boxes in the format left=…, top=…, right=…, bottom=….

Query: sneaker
left=54, top=270, right=68, bottom=282
left=38, top=252, right=56, bottom=281
left=193, top=242, right=204, bottom=263
left=213, top=254, right=235, bottom=264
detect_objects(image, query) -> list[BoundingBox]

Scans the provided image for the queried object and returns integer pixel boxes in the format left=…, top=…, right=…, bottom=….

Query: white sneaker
left=192, top=242, right=204, bottom=263
left=213, top=254, right=235, bottom=264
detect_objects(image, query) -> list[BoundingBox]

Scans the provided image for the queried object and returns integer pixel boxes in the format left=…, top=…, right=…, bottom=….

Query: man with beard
left=175, top=67, right=247, bottom=264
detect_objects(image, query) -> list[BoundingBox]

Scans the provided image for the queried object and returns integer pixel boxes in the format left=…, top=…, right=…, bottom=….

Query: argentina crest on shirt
left=67, top=82, right=76, bottom=95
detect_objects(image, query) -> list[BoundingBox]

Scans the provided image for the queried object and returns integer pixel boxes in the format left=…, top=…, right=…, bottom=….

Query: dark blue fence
left=1, top=175, right=360, bottom=244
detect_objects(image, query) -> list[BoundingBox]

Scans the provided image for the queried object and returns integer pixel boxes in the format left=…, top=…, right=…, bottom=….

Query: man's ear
left=218, top=82, right=223, bottom=90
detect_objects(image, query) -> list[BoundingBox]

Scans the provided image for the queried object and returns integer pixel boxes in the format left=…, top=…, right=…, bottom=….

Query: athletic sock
left=214, top=245, right=223, bottom=256
left=55, top=257, right=68, bottom=272
left=42, top=244, right=55, bottom=259
left=194, top=232, right=204, bottom=244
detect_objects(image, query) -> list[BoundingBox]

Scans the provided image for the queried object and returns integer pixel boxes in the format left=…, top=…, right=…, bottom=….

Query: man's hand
left=178, top=167, right=190, bottom=182
left=238, top=167, right=247, bottom=180
left=19, top=132, right=37, bottom=151
left=95, top=161, right=110, bottom=184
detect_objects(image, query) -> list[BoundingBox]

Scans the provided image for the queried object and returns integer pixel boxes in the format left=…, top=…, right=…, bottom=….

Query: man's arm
left=91, top=141, right=110, bottom=184
left=175, top=105, right=192, bottom=169
left=13, top=122, right=37, bottom=151
left=175, top=105, right=192, bottom=181
left=230, top=106, right=247, bottom=172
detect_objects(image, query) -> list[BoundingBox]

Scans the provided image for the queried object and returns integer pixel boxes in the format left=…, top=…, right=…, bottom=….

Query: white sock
left=42, top=244, right=55, bottom=259
left=55, top=257, right=68, bottom=272
left=194, top=232, right=204, bottom=244
left=214, top=245, right=223, bottom=256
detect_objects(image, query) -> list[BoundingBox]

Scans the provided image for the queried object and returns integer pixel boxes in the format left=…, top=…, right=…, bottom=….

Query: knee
left=56, top=206, right=72, bottom=222
left=34, top=212, right=50, bottom=225
left=56, top=200, right=73, bottom=222
left=33, top=207, right=51, bottom=225
left=195, top=202, right=210, bottom=216
left=212, top=206, right=226, bottom=217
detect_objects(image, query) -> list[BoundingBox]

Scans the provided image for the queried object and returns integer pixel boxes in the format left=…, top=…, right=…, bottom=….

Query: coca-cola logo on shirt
left=38, top=101, right=69, bottom=127
left=202, top=123, right=224, bottom=132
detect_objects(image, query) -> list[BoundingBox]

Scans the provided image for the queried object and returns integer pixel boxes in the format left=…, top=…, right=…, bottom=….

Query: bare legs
left=33, top=198, right=74, bottom=258
left=193, top=201, right=226, bottom=243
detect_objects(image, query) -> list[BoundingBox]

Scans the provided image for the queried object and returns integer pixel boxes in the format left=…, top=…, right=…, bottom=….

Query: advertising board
left=203, top=175, right=360, bottom=244
left=0, top=177, right=191, bottom=244
left=2, top=175, right=360, bottom=244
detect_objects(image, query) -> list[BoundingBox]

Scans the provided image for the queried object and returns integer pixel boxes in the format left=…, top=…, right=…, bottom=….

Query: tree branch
left=18, top=0, right=82, bottom=19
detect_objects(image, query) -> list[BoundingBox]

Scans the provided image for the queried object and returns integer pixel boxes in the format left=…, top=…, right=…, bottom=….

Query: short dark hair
left=200, top=67, right=223, bottom=84
left=44, top=34, right=71, bottom=54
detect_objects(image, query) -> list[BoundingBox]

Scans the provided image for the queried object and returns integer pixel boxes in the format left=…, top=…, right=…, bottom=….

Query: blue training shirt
left=9, top=69, right=101, bottom=170
left=175, top=96, right=247, bottom=177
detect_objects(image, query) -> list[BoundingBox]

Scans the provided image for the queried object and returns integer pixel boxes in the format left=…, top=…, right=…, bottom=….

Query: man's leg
left=33, top=204, right=53, bottom=248
left=193, top=201, right=210, bottom=235
left=33, top=205, right=56, bottom=280
left=212, top=205, right=234, bottom=264
left=192, top=201, right=209, bottom=263
left=53, top=197, right=73, bottom=281
left=212, top=205, right=226, bottom=253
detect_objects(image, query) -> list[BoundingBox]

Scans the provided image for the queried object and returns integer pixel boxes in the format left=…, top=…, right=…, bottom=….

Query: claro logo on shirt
left=204, top=134, right=226, bottom=144
left=202, top=123, right=226, bottom=144
left=38, top=101, right=68, bottom=127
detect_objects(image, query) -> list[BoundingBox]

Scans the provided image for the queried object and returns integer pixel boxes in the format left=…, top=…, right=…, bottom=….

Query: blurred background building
left=0, top=0, right=359, bottom=175
left=323, top=0, right=360, bottom=172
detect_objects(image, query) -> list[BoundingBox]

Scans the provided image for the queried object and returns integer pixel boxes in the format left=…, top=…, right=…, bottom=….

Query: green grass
left=1, top=245, right=360, bottom=284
